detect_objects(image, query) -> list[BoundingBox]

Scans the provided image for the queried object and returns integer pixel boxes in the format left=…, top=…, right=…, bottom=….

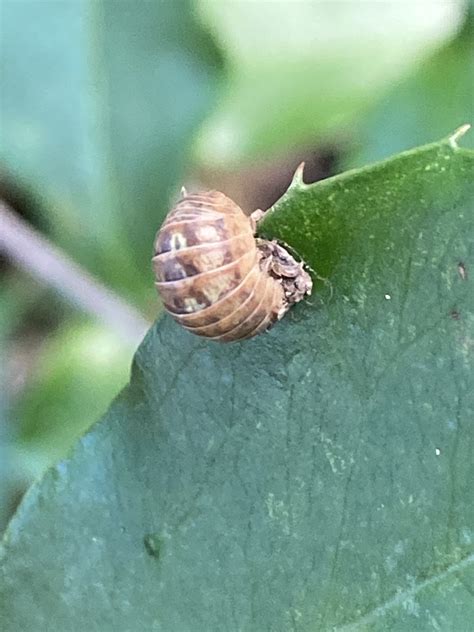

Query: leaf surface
left=1, top=136, right=473, bottom=631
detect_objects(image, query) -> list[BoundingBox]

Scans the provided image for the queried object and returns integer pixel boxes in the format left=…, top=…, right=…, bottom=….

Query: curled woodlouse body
left=152, top=190, right=312, bottom=342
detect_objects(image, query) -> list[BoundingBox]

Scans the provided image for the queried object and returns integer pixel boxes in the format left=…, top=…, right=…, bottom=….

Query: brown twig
left=0, top=200, right=151, bottom=347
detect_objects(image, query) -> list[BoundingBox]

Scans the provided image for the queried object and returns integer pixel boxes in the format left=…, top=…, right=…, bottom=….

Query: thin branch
left=0, top=200, right=151, bottom=347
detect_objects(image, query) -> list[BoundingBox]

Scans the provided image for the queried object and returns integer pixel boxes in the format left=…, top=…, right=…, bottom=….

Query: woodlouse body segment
left=153, top=190, right=312, bottom=342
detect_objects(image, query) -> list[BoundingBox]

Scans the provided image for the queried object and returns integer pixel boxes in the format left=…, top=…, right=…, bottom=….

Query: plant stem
left=0, top=200, right=151, bottom=347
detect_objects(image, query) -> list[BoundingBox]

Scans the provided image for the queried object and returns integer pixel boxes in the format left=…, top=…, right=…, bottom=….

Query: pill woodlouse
left=152, top=189, right=312, bottom=342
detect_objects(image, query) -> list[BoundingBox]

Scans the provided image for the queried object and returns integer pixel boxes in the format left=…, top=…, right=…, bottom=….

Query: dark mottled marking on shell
left=164, top=289, right=213, bottom=315
left=171, top=262, right=262, bottom=328
left=154, top=218, right=228, bottom=254
left=156, top=250, right=257, bottom=315
left=159, top=260, right=200, bottom=282
left=153, top=234, right=253, bottom=283
left=153, top=191, right=286, bottom=341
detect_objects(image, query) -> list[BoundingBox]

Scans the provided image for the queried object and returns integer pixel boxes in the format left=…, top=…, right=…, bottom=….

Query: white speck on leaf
left=266, top=493, right=290, bottom=535
left=402, top=594, right=420, bottom=616
left=461, top=528, right=473, bottom=544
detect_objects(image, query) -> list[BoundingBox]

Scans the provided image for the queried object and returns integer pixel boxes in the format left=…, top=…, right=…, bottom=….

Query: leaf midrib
left=335, top=551, right=474, bottom=630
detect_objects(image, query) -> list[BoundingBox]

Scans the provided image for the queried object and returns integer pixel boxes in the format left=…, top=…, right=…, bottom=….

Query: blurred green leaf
left=0, top=273, right=44, bottom=531
left=0, top=0, right=222, bottom=304
left=196, top=0, right=465, bottom=166
left=347, top=14, right=474, bottom=167
left=12, top=321, right=132, bottom=480
left=0, top=273, right=40, bottom=336
left=0, top=283, right=13, bottom=531
left=1, top=134, right=473, bottom=629
left=0, top=401, right=16, bottom=534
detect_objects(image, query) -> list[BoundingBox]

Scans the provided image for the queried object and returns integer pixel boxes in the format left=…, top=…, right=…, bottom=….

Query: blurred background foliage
left=0, top=0, right=473, bottom=532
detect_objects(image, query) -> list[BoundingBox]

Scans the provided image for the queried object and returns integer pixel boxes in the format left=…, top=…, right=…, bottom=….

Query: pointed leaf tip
left=448, top=124, right=471, bottom=148
left=290, top=162, right=305, bottom=188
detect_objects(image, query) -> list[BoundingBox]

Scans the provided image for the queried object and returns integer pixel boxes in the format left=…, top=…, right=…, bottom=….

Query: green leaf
left=0, top=0, right=222, bottom=302
left=0, top=273, right=46, bottom=531
left=195, top=0, right=465, bottom=166
left=1, top=134, right=473, bottom=630
left=12, top=321, right=132, bottom=481
left=347, top=13, right=474, bottom=168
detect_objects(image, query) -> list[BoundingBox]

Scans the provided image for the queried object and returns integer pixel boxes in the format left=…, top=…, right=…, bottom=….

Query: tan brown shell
left=152, top=190, right=312, bottom=342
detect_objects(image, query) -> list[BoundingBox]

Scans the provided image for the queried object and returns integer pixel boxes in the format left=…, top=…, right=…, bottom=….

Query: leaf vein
left=334, top=552, right=474, bottom=631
